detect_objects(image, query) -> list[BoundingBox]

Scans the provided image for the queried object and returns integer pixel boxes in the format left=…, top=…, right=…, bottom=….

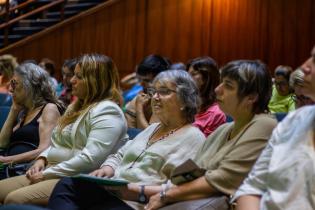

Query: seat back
left=0, top=93, right=12, bottom=106
left=274, top=112, right=287, bottom=122
left=127, top=128, right=142, bottom=140
left=4, top=141, right=37, bottom=178
left=0, top=106, right=10, bottom=129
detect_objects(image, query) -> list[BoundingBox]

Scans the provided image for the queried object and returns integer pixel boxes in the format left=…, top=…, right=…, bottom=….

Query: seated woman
left=145, top=60, right=278, bottom=210
left=0, top=54, right=128, bottom=205
left=39, top=58, right=58, bottom=90
left=289, top=68, right=314, bottom=108
left=0, top=63, right=64, bottom=178
left=233, top=46, right=315, bottom=210
left=0, top=54, right=18, bottom=94
left=268, top=65, right=295, bottom=113
left=187, top=56, right=226, bottom=137
left=47, top=70, right=206, bottom=210
left=58, top=58, right=77, bottom=106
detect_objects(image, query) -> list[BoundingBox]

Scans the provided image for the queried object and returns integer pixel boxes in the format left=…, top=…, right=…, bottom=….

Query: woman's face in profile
left=188, top=67, right=204, bottom=90
left=215, top=77, right=240, bottom=116
left=70, top=65, right=87, bottom=100
left=300, top=46, right=315, bottom=100
left=9, top=74, right=27, bottom=105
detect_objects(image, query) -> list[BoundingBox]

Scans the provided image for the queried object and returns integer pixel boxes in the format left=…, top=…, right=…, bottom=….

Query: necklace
left=127, top=123, right=186, bottom=169
left=146, top=124, right=185, bottom=148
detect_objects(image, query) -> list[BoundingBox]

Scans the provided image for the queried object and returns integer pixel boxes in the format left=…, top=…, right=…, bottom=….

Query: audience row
left=0, top=46, right=313, bottom=210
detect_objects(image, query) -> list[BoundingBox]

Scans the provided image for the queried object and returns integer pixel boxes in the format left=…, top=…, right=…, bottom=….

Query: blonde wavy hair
left=58, top=54, right=122, bottom=130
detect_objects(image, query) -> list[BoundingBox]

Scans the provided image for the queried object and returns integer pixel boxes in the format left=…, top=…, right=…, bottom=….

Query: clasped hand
left=26, top=159, right=46, bottom=184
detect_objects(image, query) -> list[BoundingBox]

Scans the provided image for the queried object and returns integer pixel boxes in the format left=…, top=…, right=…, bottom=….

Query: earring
left=180, top=107, right=185, bottom=111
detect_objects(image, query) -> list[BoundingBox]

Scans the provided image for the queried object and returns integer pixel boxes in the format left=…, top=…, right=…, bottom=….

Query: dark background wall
left=1, top=0, right=314, bottom=80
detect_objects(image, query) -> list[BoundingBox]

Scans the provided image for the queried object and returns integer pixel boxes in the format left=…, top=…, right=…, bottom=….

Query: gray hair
left=152, top=70, right=200, bottom=123
left=15, top=63, right=61, bottom=108
left=289, top=68, right=304, bottom=88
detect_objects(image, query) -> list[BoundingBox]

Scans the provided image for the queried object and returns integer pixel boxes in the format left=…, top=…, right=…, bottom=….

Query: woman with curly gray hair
left=47, top=70, right=205, bottom=210
left=146, top=60, right=277, bottom=210
left=0, top=63, right=64, bottom=176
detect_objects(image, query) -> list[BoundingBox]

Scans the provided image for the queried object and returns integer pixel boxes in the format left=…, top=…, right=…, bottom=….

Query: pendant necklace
left=127, top=123, right=185, bottom=169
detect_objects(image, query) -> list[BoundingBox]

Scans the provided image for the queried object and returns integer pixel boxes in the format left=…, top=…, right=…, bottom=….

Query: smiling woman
left=47, top=70, right=206, bottom=210
left=143, top=60, right=277, bottom=210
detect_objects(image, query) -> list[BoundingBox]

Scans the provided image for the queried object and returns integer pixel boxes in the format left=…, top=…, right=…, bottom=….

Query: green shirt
left=268, top=85, right=295, bottom=113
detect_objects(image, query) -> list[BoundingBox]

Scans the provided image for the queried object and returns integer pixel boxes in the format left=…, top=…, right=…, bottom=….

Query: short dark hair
left=220, top=60, right=272, bottom=114
left=62, top=58, right=77, bottom=72
left=136, top=54, right=170, bottom=77
left=40, top=58, right=56, bottom=76
left=274, top=65, right=293, bottom=81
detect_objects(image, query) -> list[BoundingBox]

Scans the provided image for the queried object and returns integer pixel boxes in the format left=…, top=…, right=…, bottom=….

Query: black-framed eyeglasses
left=275, top=81, right=289, bottom=87
left=146, top=87, right=177, bottom=97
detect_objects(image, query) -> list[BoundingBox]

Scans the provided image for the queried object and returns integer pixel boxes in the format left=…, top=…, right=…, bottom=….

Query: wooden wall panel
left=0, top=0, right=314, bottom=80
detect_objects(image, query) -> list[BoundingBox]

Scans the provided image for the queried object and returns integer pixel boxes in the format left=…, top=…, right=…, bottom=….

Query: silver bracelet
left=159, top=184, right=167, bottom=202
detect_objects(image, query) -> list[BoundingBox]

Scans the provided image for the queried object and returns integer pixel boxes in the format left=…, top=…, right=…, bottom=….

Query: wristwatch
left=138, top=185, right=148, bottom=204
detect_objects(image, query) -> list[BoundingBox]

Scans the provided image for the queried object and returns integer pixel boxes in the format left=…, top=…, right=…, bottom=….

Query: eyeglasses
left=275, top=81, right=289, bottom=87
left=146, top=87, right=177, bottom=97
left=10, top=79, right=18, bottom=90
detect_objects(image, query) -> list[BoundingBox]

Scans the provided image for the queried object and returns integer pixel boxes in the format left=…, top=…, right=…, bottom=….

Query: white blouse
left=233, top=105, right=315, bottom=210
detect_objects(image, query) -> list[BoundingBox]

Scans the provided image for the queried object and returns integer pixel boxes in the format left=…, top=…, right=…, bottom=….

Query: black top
left=9, top=105, right=47, bottom=147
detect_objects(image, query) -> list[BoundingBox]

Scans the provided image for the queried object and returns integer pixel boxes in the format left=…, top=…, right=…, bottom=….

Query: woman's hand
left=135, top=93, right=150, bottom=111
left=145, top=193, right=166, bottom=210
left=89, top=165, right=114, bottom=178
left=27, top=171, right=44, bottom=184
left=26, top=158, right=46, bottom=178
left=0, top=155, right=11, bottom=164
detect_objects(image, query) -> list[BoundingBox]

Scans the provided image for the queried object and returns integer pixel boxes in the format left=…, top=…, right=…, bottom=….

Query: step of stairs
left=0, top=0, right=105, bottom=47
left=18, top=18, right=59, bottom=27
left=12, top=26, right=45, bottom=35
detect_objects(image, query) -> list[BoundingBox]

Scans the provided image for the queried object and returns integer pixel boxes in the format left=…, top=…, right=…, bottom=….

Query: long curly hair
left=15, top=63, right=62, bottom=109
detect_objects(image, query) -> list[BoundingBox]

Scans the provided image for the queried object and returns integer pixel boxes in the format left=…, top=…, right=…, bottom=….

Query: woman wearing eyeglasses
left=47, top=70, right=205, bottom=210
left=145, top=60, right=277, bottom=210
left=268, top=65, right=295, bottom=113
left=0, top=63, right=64, bottom=179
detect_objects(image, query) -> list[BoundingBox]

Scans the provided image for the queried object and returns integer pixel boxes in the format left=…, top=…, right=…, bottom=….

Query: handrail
left=0, top=0, right=116, bottom=52
left=0, top=0, right=66, bottom=29
left=0, top=0, right=66, bottom=46
left=0, top=0, right=37, bottom=17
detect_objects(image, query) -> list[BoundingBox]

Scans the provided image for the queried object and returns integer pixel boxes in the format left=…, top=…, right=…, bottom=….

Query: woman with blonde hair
left=0, top=54, right=18, bottom=93
left=0, top=54, right=128, bottom=205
